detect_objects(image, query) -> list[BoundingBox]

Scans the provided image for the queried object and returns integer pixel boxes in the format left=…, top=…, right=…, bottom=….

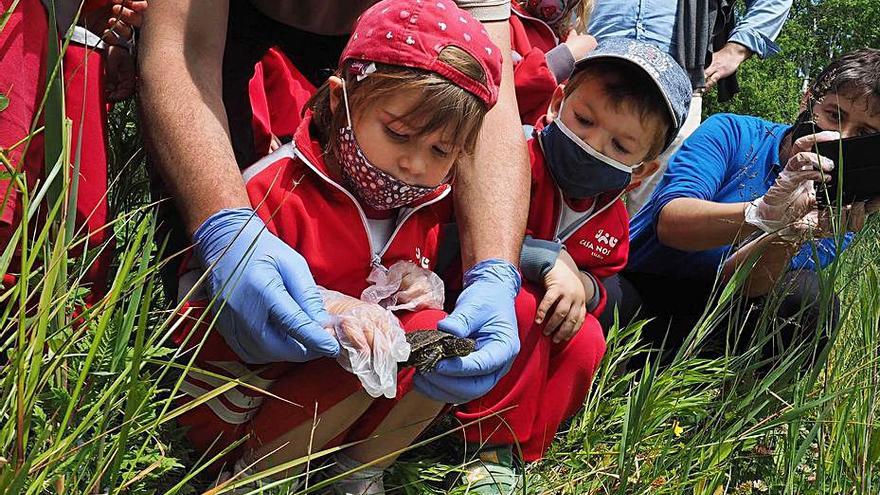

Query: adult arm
left=721, top=232, right=799, bottom=297
left=729, top=0, right=793, bottom=58
left=414, top=11, right=528, bottom=404
left=139, top=0, right=249, bottom=234
left=704, top=0, right=792, bottom=89
left=657, top=123, right=830, bottom=252
left=657, top=199, right=757, bottom=251
left=723, top=202, right=870, bottom=297
left=455, top=20, right=529, bottom=269
left=139, top=0, right=338, bottom=363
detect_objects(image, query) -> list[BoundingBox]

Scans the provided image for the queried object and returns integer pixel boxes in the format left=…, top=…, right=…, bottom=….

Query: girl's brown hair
left=307, top=46, right=489, bottom=157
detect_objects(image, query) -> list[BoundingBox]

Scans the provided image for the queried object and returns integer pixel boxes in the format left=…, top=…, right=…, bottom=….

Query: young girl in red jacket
left=172, top=0, right=502, bottom=492
left=510, top=0, right=597, bottom=124
left=454, top=38, right=693, bottom=491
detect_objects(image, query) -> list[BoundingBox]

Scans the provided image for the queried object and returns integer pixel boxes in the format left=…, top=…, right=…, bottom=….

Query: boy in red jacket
left=456, top=37, right=692, bottom=492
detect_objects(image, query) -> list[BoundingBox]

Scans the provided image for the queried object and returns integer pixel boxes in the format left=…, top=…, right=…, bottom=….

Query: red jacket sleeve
left=514, top=47, right=559, bottom=125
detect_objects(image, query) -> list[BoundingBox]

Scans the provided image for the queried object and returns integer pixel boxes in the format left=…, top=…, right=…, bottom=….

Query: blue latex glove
left=193, top=208, right=340, bottom=364
left=413, top=259, right=521, bottom=403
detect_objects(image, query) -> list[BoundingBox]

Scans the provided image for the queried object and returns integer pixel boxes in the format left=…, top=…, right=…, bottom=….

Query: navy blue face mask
left=538, top=108, right=637, bottom=199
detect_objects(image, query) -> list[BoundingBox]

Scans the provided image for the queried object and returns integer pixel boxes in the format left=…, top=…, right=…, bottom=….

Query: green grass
left=3, top=2, right=880, bottom=493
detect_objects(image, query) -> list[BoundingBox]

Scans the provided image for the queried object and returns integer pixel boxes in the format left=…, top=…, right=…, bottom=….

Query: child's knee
left=568, top=315, right=607, bottom=376
left=514, top=282, right=543, bottom=330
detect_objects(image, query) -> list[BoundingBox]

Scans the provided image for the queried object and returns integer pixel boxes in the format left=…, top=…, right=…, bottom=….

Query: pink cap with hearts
left=340, top=0, right=503, bottom=107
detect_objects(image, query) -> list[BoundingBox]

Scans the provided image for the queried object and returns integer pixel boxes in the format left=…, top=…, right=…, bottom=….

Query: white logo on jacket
left=415, top=247, right=431, bottom=269
left=577, top=229, right=620, bottom=259
left=595, top=229, right=619, bottom=248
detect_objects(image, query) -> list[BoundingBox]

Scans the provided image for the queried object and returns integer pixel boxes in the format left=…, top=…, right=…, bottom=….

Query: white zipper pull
left=371, top=254, right=383, bottom=269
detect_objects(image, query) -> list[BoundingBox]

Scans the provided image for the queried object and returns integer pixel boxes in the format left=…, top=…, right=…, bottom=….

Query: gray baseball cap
left=572, top=37, right=692, bottom=153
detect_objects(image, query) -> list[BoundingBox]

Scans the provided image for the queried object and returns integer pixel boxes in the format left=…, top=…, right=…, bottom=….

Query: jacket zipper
left=291, top=145, right=451, bottom=268
left=553, top=186, right=625, bottom=244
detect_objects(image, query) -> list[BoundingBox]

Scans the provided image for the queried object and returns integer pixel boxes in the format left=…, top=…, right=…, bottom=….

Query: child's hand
left=110, top=0, right=148, bottom=28
left=536, top=249, right=586, bottom=343
left=104, top=45, right=137, bottom=102
left=564, top=30, right=598, bottom=61
left=268, top=134, right=282, bottom=153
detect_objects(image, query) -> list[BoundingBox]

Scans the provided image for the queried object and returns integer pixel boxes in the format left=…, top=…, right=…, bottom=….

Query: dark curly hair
left=807, top=48, right=880, bottom=115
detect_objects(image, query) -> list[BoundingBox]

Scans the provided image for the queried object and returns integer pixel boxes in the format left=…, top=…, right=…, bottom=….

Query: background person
left=0, top=0, right=145, bottom=299
left=509, top=0, right=597, bottom=124
left=600, top=48, right=880, bottom=363
left=588, top=0, right=794, bottom=215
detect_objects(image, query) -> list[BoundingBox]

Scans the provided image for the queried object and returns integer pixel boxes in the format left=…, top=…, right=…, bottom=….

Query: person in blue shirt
left=598, top=49, right=880, bottom=363
left=589, top=0, right=791, bottom=91
left=589, top=0, right=794, bottom=215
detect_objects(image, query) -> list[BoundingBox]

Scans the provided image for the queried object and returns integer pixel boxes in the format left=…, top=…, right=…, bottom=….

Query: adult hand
left=745, top=131, right=838, bottom=234
left=412, top=259, right=521, bottom=403
left=704, top=42, right=751, bottom=91
left=537, top=249, right=586, bottom=344
left=564, top=30, right=598, bottom=61
left=193, top=208, right=340, bottom=364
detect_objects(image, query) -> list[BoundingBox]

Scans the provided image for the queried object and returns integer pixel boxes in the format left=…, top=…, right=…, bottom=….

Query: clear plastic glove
left=413, top=259, right=521, bottom=404
left=361, top=261, right=445, bottom=312
left=745, top=131, right=838, bottom=234
left=322, top=289, right=410, bottom=398
left=786, top=201, right=869, bottom=239
left=193, top=208, right=339, bottom=364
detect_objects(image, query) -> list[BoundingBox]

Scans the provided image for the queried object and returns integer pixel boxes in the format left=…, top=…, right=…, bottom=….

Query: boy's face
left=548, top=74, right=666, bottom=168
left=811, top=90, right=880, bottom=139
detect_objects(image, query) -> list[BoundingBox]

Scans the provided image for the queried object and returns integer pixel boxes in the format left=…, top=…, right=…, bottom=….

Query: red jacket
left=510, top=3, right=562, bottom=125
left=249, top=47, right=317, bottom=156
left=243, top=112, right=454, bottom=298
left=525, top=124, right=630, bottom=317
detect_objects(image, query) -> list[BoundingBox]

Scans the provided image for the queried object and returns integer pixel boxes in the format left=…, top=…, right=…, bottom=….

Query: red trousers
left=0, top=0, right=112, bottom=295
left=455, top=282, right=607, bottom=461
left=173, top=298, right=447, bottom=469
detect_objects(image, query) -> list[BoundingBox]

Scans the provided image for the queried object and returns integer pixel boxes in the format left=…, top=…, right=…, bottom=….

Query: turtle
left=403, top=330, right=476, bottom=375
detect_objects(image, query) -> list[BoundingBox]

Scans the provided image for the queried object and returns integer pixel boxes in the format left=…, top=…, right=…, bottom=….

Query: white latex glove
left=745, top=131, right=838, bottom=234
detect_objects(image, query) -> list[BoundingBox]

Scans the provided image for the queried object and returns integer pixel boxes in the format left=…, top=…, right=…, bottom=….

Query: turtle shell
left=404, top=330, right=475, bottom=373
left=407, top=330, right=455, bottom=352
